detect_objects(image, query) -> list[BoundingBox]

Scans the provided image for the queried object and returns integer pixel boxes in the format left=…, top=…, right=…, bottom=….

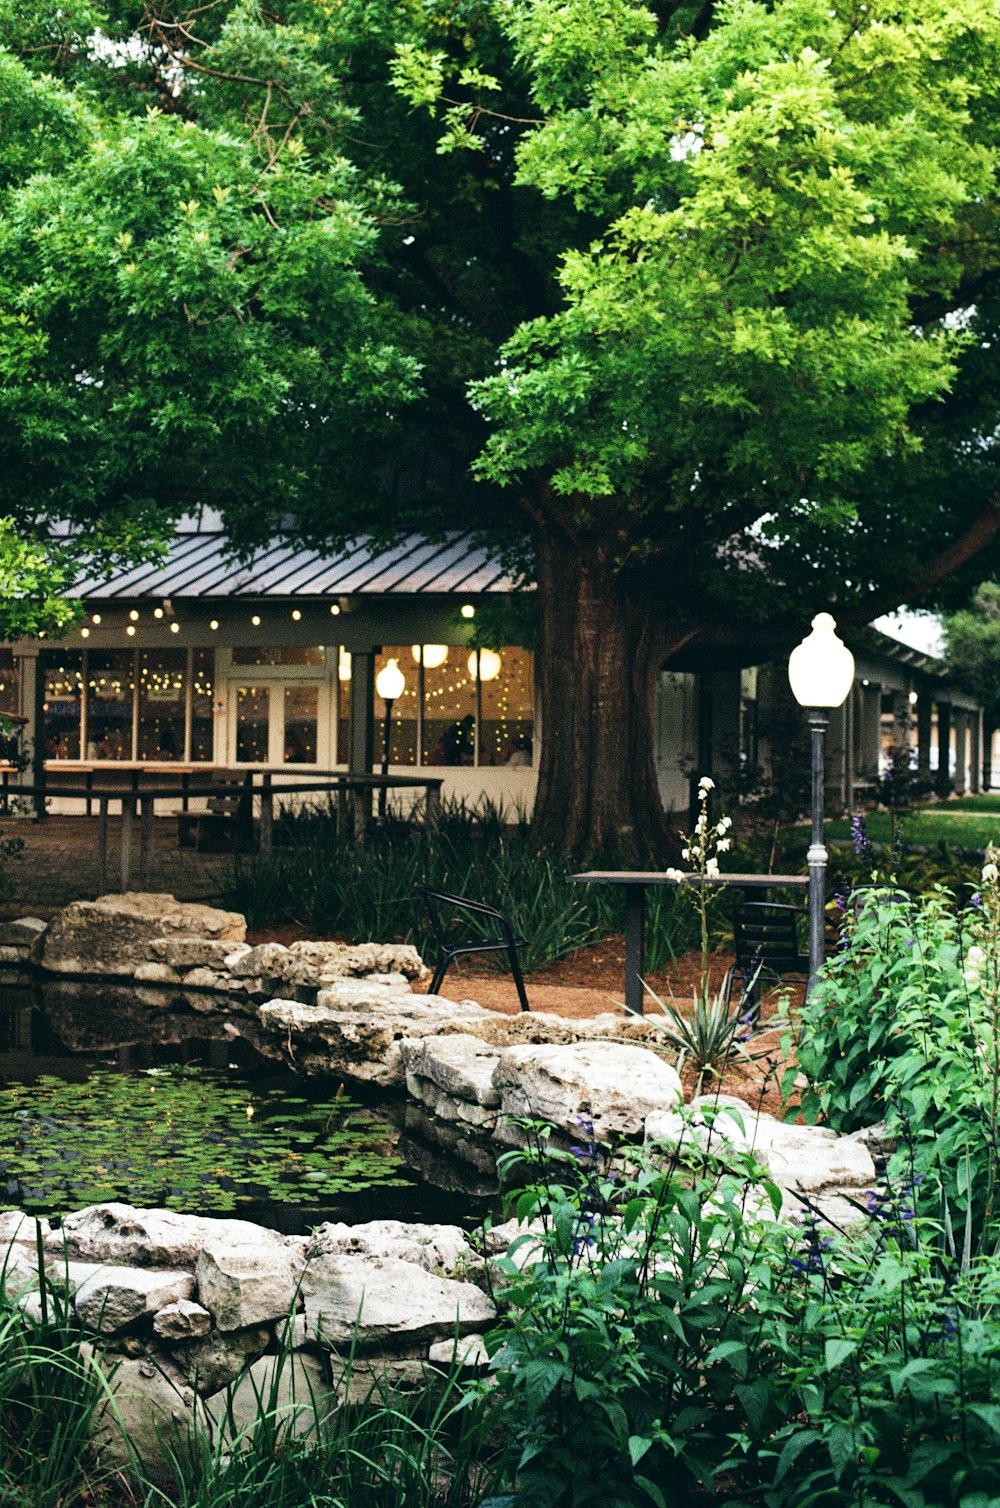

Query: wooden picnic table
left=568, top=870, right=809, bottom=1015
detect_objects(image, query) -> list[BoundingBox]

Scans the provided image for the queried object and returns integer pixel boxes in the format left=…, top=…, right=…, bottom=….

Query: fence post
left=97, top=796, right=109, bottom=892
left=139, top=795, right=155, bottom=887
left=121, top=794, right=135, bottom=890
left=425, top=781, right=441, bottom=825
left=260, top=771, right=273, bottom=855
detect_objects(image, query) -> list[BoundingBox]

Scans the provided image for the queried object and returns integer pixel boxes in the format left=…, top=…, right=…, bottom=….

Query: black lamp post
left=375, top=658, right=405, bottom=820
left=788, top=613, right=855, bottom=995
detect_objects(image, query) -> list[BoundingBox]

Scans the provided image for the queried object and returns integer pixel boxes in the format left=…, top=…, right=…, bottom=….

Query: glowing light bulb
left=129, top=610, right=139, bottom=622
left=80, top=627, right=90, bottom=638
left=338, top=650, right=352, bottom=682
left=251, top=615, right=261, bottom=627
left=411, top=644, right=448, bottom=668
left=291, top=609, right=301, bottom=621
left=153, top=607, right=163, bottom=620
left=468, top=649, right=502, bottom=681
left=460, top=604, right=475, bottom=620
left=329, top=604, right=340, bottom=616
left=91, top=614, right=101, bottom=625
left=210, top=620, right=219, bottom=631
left=170, top=622, right=180, bottom=634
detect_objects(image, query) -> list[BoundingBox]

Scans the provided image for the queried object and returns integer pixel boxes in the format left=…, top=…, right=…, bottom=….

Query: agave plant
left=643, top=974, right=777, bottom=1096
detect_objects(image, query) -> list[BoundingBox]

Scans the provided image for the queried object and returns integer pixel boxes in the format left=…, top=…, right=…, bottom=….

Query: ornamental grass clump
left=645, top=778, right=777, bottom=1092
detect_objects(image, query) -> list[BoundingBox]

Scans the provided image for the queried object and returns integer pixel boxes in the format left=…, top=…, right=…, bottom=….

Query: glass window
left=236, top=686, right=269, bottom=763
left=284, top=686, right=318, bottom=764
left=232, top=645, right=324, bottom=667
left=42, top=650, right=83, bottom=760
left=374, top=649, right=417, bottom=766
left=423, top=648, right=475, bottom=766
left=87, top=650, right=133, bottom=761
left=191, top=649, right=215, bottom=764
left=478, top=647, right=534, bottom=767
left=138, top=649, right=186, bottom=762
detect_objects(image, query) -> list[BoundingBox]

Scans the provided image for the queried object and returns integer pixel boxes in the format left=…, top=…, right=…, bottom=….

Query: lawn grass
left=825, top=803, right=1000, bottom=849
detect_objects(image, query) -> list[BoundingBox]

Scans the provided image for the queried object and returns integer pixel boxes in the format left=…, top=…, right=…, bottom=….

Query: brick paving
left=0, top=815, right=233, bottom=917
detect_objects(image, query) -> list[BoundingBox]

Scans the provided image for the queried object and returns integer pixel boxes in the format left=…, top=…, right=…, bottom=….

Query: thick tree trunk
left=531, top=529, right=683, bottom=864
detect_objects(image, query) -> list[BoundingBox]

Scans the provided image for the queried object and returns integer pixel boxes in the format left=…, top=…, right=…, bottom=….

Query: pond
left=0, top=972, right=497, bottom=1235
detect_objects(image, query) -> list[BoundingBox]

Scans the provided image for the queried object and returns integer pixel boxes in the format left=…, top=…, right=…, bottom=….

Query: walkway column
left=986, top=716, right=995, bottom=791
left=824, top=694, right=851, bottom=812
left=971, top=709, right=983, bottom=794
left=953, top=709, right=968, bottom=797
left=18, top=648, right=45, bottom=819
left=348, top=648, right=376, bottom=838
left=916, top=695, right=933, bottom=785
left=857, top=682, right=882, bottom=789
left=936, top=702, right=952, bottom=796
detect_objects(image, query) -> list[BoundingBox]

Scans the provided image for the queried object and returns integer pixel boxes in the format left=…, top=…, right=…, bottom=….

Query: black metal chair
left=727, top=901, right=809, bottom=1011
left=421, top=885, right=531, bottom=1013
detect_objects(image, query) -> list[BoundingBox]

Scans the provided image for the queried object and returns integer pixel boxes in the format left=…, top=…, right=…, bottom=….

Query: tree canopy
left=2, top=0, right=999, bottom=851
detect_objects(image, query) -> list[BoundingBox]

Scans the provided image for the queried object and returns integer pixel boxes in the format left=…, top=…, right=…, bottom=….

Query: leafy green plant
left=643, top=975, right=774, bottom=1096
left=484, top=1113, right=788, bottom=1507
left=0, top=1067, right=411, bottom=1218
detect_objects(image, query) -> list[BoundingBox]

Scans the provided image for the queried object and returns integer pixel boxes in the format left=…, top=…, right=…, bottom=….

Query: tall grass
left=222, top=799, right=700, bottom=973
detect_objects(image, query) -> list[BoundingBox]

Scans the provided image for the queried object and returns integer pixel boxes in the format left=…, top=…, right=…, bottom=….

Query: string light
left=91, top=614, right=101, bottom=625
left=126, top=625, right=136, bottom=636
left=251, top=615, right=261, bottom=627
left=170, top=622, right=180, bottom=634
left=153, top=608, right=163, bottom=620
left=129, top=610, right=139, bottom=622
left=291, top=609, right=301, bottom=621
left=80, top=627, right=90, bottom=639
left=330, top=604, right=340, bottom=616
left=210, top=620, right=219, bottom=631
left=460, top=604, right=475, bottom=619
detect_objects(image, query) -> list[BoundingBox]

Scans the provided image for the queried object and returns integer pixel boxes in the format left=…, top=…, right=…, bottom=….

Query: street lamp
left=788, top=613, right=855, bottom=995
left=375, top=658, right=406, bottom=820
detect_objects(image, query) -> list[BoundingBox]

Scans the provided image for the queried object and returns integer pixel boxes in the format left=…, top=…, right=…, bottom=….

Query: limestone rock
left=305, top=1219, right=476, bottom=1278
left=150, top=938, right=241, bottom=970
left=330, top=1354, right=432, bottom=1405
left=0, top=1245, right=41, bottom=1292
left=299, top=1254, right=495, bottom=1349
left=173, top=1325, right=270, bottom=1394
left=38, top=894, right=245, bottom=977
left=134, top=961, right=182, bottom=985
left=84, top=1347, right=209, bottom=1476
left=289, top=940, right=427, bottom=982
left=196, top=1241, right=304, bottom=1331
left=401, top=1034, right=502, bottom=1107
left=493, top=1042, right=682, bottom=1139
left=0, top=1211, right=48, bottom=1246
left=257, top=995, right=493, bottom=1087
left=48, top=1204, right=299, bottom=1270
left=406, top=1074, right=498, bottom=1130
left=207, top=1352, right=335, bottom=1445
left=0, top=916, right=46, bottom=947
left=153, top=1299, right=213, bottom=1340
left=227, top=942, right=293, bottom=980
left=428, top=1335, right=491, bottom=1370
left=644, top=1095, right=877, bottom=1198
left=74, top=1267, right=195, bottom=1335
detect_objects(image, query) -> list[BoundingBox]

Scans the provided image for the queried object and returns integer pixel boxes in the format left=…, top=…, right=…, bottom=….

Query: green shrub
left=484, top=1114, right=789, bottom=1506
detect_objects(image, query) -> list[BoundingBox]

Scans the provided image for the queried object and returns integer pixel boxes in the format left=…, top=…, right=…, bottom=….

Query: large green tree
left=2, top=0, right=1000, bottom=857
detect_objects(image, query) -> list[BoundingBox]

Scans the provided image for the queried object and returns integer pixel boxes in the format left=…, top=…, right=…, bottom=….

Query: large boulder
left=38, top=894, right=245, bottom=977
left=493, top=1041, right=683, bottom=1140
left=644, top=1095, right=878, bottom=1206
left=207, top=1352, right=335, bottom=1446
left=306, top=1219, right=477, bottom=1280
left=256, top=994, right=493, bottom=1087
left=84, top=1348, right=210, bottom=1477
left=299, top=1254, right=495, bottom=1350
left=47, top=1204, right=303, bottom=1270
left=196, top=1241, right=305, bottom=1332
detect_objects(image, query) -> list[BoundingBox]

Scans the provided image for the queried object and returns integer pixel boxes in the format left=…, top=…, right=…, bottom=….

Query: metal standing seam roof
left=72, top=533, right=519, bottom=600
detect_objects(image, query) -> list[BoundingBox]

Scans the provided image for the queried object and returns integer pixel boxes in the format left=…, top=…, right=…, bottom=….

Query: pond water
left=0, top=972, right=498, bottom=1235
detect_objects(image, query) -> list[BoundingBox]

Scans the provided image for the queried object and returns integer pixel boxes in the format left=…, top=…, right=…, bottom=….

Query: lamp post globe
left=375, top=658, right=406, bottom=818
left=788, top=614, right=855, bottom=997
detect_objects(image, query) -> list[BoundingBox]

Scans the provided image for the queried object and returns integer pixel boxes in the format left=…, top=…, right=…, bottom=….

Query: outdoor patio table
left=568, top=871, right=809, bottom=1015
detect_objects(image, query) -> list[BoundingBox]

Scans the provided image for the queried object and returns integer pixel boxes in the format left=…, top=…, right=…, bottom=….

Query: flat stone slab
left=493, top=1041, right=683, bottom=1139
left=38, top=894, right=245, bottom=977
left=47, top=1203, right=303, bottom=1269
left=257, top=996, right=493, bottom=1087
left=299, top=1254, right=495, bottom=1349
left=401, top=1034, right=502, bottom=1107
left=644, top=1095, right=877, bottom=1199
left=305, top=1219, right=476, bottom=1278
left=73, top=1266, right=195, bottom=1335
